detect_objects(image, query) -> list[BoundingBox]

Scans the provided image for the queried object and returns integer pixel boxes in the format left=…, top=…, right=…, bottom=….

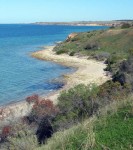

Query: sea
left=0, top=24, right=107, bottom=105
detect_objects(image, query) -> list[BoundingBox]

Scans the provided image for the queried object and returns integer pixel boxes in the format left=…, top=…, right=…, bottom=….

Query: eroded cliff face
left=66, top=33, right=77, bottom=42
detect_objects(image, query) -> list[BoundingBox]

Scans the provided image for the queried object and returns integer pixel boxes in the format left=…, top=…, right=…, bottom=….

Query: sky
left=0, top=0, right=133, bottom=23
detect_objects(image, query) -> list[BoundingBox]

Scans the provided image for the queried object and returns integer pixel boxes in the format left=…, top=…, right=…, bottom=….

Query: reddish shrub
left=28, top=98, right=59, bottom=123
left=1, top=126, right=12, bottom=141
left=26, top=94, right=40, bottom=104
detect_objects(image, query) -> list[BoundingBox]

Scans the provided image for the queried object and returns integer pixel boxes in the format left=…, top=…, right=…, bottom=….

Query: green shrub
left=71, top=36, right=80, bottom=42
left=69, top=51, right=75, bottom=56
left=56, top=49, right=68, bottom=55
left=53, top=81, right=131, bottom=130
left=104, top=54, right=122, bottom=72
left=53, top=84, right=99, bottom=130
left=105, top=55, right=118, bottom=65
left=97, top=81, right=131, bottom=105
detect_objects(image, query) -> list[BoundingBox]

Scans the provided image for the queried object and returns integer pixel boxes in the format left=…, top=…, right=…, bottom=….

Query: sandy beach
left=32, top=46, right=110, bottom=103
left=0, top=45, right=110, bottom=124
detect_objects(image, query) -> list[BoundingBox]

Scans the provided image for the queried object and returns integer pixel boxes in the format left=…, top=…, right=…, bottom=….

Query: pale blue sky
left=0, top=0, right=132, bottom=23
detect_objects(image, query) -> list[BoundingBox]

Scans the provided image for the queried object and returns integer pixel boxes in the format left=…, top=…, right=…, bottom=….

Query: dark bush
left=120, top=57, right=133, bottom=73
left=84, top=42, right=99, bottom=50
left=112, top=72, right=126, bottom=85
left=105, top=55, right=117, bottom=65
left=112, top=56, right=133, bottom=88
left=121, top=23, right=131, bottom=29
left=56, top=49, right=68, bottom=55
left=93, top=52, right=110, bottom=61
left=109, top=26, right=115, bottom=29
left=104, top=63, right=112, bottom=72
left=69, top=51, right=75, bottom=56
left=97, top=81, right=131, bottom=104
left=104, top=55, right=120, bottom=72
left=36, top=116, right=53, bottom=144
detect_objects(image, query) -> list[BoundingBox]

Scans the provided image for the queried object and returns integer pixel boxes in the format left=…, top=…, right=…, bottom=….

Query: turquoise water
left=0, top=24, right=107, bottom=105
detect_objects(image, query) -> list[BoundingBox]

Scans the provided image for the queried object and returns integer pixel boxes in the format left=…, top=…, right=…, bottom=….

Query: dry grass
left=36, top=95, right=133, bottom=150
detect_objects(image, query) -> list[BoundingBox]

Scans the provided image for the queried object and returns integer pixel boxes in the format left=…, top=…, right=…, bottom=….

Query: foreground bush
left=36, top=116, right=54, bottom=144
left=26, top=97, right=59, bottom=144
left=53, top=81, right=130, bottom=130
left=28, top=99, right=59, bottom=123
left=53, top=84, right=99, bottom=130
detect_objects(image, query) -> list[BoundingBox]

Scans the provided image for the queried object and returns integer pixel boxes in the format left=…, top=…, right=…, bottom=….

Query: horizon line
left=0, top=19, right=133, bottom=24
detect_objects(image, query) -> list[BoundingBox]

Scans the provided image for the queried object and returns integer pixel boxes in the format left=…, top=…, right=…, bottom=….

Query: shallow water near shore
left=0, top=24, right=108, bottom=105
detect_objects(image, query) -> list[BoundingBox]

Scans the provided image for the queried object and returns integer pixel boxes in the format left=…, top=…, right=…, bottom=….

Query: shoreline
left=32, top=46, right=110, bottom=102
left=0, top=45, right=110, bottom=124
left=33, top=23, right=109, bottom=27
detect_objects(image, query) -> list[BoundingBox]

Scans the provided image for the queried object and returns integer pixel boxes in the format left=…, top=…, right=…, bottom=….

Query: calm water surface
left=0, top=24, right=107, bottom=105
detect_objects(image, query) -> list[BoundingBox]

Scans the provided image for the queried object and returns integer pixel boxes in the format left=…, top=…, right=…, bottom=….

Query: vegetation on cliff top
left=54, top=26, right=133, bottom=74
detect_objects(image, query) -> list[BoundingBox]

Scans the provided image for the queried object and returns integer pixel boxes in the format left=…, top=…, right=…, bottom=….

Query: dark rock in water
left=26, top=81, right=64, bottom=91
left=36, top=116, right=53, bottom=144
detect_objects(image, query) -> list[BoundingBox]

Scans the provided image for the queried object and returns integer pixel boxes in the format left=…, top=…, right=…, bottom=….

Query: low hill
left=55, top=28, right=133, bottom=59
left=54, top=27, right=133, bottom=73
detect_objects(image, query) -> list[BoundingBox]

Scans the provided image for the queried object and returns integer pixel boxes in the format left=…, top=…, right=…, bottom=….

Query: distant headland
left=33, top=20, right=133, bottom=27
